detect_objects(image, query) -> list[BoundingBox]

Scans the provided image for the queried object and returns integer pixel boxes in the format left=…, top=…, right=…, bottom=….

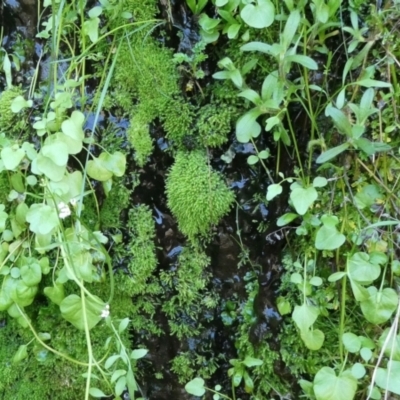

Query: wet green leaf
left=313, top=177, right=328, bottom=188
left=292, top=304, right=319, bottom=332
left=13, top=344, right=28, bottom=364
left=277, top=212, right=298, bottom=226
left=316, top=143, right=350, bottom=164
left=290, top=186, right=318, bottom=215
left=60, top=294, right=105, bottom=330
left=347, top=252, right=380, bottom=285
left=277, top=296, right=291, bottom=315
left=236, top=109, right=262, bottom=143
left=35, top=154, right=66, bottom=182
left=351, top=363, right=366, bottom=379
left=315, top=215, right=345, bottom=250
left=342, top=332, right=361, bottom=353
left=313, top=367, right=357, bottom=400
left=360, top=347, right=372, bottom=362
left=44, top=283, right=65, bottom=305
left=360, top=286, right=398, bottom=324
left=301, top=328, right=325, bottom=350
left=11, top=95, right=32, bottom=113
left=240, top=0, right=274, bottom=29
left=267, top=183, right=282, bottom=201
left=241, top=41, right=272, bottom=54
left=87, top=156, right=113, bottom=182
left=1, top=145, right=25, bottom=170
left=20, top=261, right=42, bottom=287
left=101, top=152, right=126, bottom=177
left=285, top=55, right=318, bottom=70
left=247, top=155, right=259, bottom=165
left=26, top=204, right=58, bottom=235
left=131, top=349, right=148, bottom=360
left=185, top=378, right=206, bottom=396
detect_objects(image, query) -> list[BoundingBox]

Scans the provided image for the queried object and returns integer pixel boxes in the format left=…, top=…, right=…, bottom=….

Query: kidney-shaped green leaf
left=314, top=367, right=357, bottom=400
left=60, top=294, right=105, bottom=331
left=240, top=0, right=275, bottom=29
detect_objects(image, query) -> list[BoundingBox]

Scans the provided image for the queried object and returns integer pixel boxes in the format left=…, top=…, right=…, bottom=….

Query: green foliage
left=127, top=115, right=153, bottom=167
left=196, top=104, right=234, bottom=147
left=125, top=205, right=158, bottom=293
left=100, top=179, right=131, bottom=229
left=166, top=151, right=234, bottom=241
left=0, top=87, right=27, bottom=136
left=161, top=247, right=216, bottom=338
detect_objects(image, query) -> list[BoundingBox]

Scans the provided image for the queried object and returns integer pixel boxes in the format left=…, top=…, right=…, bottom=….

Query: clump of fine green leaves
left=166, top=151, right=234, bottom=241
left=127, top=115, right=153, bottom=167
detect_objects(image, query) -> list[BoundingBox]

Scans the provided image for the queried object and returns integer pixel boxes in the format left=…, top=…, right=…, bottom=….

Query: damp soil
left=0, top=1, right=312, bottom=399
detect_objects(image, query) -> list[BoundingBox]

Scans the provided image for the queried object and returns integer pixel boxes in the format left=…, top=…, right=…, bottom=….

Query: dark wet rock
left=4, top=0, right=37, bottom=39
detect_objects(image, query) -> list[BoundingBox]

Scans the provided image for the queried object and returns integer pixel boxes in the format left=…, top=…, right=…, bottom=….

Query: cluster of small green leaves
left=166, top=150, right=235, bottom=242
left=160, top=248, right=216, bottom=338
left=127, top=114, right=154, bottom=167
left=196, top=103, right=235, bottom=147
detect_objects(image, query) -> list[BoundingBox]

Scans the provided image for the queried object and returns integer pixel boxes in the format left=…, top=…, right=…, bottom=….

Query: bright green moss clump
left=166, top=151, right=235, bottom=241
left=197, top=104, right=234, bottom=147
left=128, top=114, right=153, bottom=167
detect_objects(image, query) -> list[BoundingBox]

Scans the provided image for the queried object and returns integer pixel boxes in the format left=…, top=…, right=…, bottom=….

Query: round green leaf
left=236, top=109, right=262, bottom=143
left=360, top=347, right=372, bottom=362
left=185, top=378, right=206, bottom=396
left=87, top=157, right=113, bottom=182
left=13, top=344, right=28, bottom=364
left=44, top=283, right=65, bottom=305
left=1, top=146, right=25, bottom=170
left=313, top=177, right=328, bottom=187
left=309, top=276, right=323, bottom=286
left=100, top=152, right=126, bottom=177
left=277, top=296, right=291, bottom=315
left=292, top=304, right=319, bottom=332
left=360, top=286, right=398, bottom=325
left=13, top=280, right=37, bottom=306
left=26, top=204, right=58, bottom=235
left=240, top=0, right=274, bottom=29
left=41, top=142, right=69, bottom=166
left=290, top=272, right=303, bottom=284
left=301, top=328, right=325, bottom=350
left=342, top=332, right=361, bottom=353
left=10, top=267, right=20, bottom=279
left=290, top=186, right=318, bottom=215
left=247, top=155, right=259, bottom=165
left=351, top=363, right=366, bottom=379
left=347, top=252, right=380, bottom=285
left=266, top=183, right=282, bottom=201
left=313, top=367, right=357, bottom=400
left=35, top=154, right=66, bottom=182
left=315, top=224, right=345, bottom=250
left=20, top=262, right=42, bottom=287
left=60, top=294, right=105, bottom=331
